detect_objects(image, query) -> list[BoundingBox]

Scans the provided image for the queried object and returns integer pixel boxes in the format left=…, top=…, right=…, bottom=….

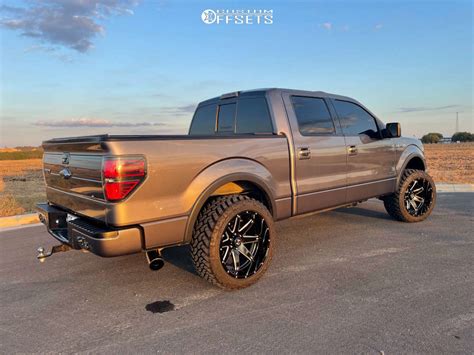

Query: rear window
left=217, top=103, right=236, bottom=133
left=189, top=104, right=216, bottom=135
left=189, top=97, right=273, bottom=135
left=236, top=98, right=273, bottom=134
left=291, top=96, right=335, bottom=135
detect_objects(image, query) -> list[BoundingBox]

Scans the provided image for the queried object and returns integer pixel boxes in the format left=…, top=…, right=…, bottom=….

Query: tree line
left=421, top=132, right=473, bottom=144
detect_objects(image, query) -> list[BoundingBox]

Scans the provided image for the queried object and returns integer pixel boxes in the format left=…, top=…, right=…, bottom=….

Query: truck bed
left=42, top=134, right=292, bottom=228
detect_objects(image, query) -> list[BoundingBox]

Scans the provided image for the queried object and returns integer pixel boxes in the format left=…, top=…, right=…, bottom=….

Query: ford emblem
left=62, top=153, right=70, bottom=165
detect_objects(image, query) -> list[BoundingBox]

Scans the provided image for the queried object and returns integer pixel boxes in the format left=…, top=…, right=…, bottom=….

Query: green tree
left=421, top=132, right=443, bottom=144
left=451, top=132, right=473, bottom=142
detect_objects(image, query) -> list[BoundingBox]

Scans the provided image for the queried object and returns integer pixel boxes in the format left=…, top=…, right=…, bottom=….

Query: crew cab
left=37, top=88, right=436, bottom=289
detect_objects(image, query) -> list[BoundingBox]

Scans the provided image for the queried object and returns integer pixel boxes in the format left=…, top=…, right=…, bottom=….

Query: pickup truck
left=37, top=88, right=436, bottom=289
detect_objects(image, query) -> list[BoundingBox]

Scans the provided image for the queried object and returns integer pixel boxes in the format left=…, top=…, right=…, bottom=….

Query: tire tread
left=190, top=194, right=249, bottom=287
left=383, top=169, right=436, bottom=222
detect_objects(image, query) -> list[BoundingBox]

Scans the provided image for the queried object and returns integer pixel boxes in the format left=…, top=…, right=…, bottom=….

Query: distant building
left=440, top=137, right=452, bottom=143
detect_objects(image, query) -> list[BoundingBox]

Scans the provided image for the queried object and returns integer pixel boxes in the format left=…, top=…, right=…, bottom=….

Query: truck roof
left=198, top=88, right=356, bottom=106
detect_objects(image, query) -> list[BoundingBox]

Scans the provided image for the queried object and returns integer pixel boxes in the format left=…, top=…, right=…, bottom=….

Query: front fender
left=396, top=144, right=426, bottom=184
left=182, top=158, right=278, bottom=243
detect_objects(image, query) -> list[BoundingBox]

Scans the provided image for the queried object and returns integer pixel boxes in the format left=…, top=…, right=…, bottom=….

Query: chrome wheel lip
left=404, top=177, right=434, bottom=217
left=219, top=210, right=270, bottom=279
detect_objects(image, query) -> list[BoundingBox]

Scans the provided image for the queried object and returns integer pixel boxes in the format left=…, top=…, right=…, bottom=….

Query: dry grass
left=0, top=145, right=472, bottom=217
left=0, top=195, right=25, bottom=216
left=424, top=143, right=474, bottom=184
left=0, top=159, right=45, bottom=217
left=0, top=159, right=43, bottom=176
left=0, top=147, right=43, bottom=160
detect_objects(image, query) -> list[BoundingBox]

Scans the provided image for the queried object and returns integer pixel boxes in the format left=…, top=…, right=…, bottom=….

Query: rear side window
left=291, top=96, right=335, bottom=135
left=333, top=100, right=379, bottom=139
left=190, top=97, right=273, bottom=135
left=236, top=98, right=273, bottom=134
left=189, top=104, right=216, bottom=135
left=217, top=103, right=236, bottom=133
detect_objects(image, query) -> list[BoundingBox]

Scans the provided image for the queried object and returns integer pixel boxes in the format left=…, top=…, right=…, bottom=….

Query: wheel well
left=209, top=180, right=273, bottom=215
left=405, top=157, right=425, bottom=171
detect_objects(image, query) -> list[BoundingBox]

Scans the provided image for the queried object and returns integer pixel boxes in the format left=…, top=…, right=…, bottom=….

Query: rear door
left=330, top=99, right=396, bottom=202
left=282, top=93, right=348, bottom=214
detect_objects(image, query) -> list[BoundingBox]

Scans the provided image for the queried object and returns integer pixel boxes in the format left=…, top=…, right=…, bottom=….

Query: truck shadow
left=161, top=245, right=197, bottom=275
left=334, top=206, right=392, bottom=221
left=158, top=204, right=391, bottom=278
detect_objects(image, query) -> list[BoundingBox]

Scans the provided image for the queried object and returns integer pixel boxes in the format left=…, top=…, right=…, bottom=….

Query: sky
left=0, top=0, right=472, bottom=147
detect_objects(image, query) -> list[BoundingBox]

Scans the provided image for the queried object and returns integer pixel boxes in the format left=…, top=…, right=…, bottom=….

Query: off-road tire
left=190, top=194, right=275, bottom=289
left=383, top=169, right=436, bottom=222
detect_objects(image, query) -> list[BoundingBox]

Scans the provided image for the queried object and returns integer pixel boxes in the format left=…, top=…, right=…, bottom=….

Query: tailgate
left=43, top=152, right=104, bottom=199
left=42, top=136, right=108, bottom=221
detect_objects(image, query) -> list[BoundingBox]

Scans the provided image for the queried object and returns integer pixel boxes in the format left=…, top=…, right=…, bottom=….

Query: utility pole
left=455, top=112, right=459, bottom=133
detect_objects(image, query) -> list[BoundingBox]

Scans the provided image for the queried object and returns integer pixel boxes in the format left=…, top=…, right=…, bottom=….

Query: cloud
left=374, top=23, right=383, bottom=30
left=0, top=0, right=139, bottom=53
left=397, top=105, right=459, bottom=113
left=160, top=104, right=197, bottom=115
left=35, top=118, right=166, bottom=127
left=319, top=22, right=332, bottom=31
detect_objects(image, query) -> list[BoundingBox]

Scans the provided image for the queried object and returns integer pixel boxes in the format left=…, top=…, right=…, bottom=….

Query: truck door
left=282, top=93, right=348, bottom=215
left=330, top=99, right=397, bottom=203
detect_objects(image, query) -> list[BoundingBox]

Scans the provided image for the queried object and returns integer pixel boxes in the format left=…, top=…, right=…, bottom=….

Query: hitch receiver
left=37, top=244, right=72, bottom=262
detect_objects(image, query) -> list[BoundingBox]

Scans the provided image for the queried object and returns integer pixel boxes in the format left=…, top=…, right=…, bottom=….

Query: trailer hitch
left=37, top=244, right=72, bottom=262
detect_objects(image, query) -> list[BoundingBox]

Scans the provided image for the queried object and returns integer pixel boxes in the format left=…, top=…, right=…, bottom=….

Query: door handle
left=347, top=145, right=358, bottom=155
left=298, top=147, right=311, bottom=160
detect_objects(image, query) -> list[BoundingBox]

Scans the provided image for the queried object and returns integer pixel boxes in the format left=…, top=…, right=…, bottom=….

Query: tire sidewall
left=398, top=170, right=437, bottom=222
left=208, top=199, right=275, bottom=289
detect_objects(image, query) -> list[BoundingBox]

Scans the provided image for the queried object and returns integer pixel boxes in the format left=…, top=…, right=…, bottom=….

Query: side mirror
left=386, top=122, right=401, bottom=138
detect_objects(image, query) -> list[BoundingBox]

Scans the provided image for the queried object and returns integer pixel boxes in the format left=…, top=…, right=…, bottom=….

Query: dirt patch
left=424, top=143, right=473, bottom=184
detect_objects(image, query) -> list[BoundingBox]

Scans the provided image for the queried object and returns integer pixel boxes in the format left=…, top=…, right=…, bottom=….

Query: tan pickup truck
left=37, top=88, right=436, bottom=289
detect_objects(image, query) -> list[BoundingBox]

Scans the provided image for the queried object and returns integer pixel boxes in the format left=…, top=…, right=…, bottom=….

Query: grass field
left=0, top=159, right=44, bottom=217
left=0, top=147, right=43, bottom=160
left=0, top=143, right=472, bottom=217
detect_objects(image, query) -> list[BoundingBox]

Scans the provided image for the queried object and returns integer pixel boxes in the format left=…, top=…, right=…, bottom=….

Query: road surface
left=1, top=193, right=473, bottom=353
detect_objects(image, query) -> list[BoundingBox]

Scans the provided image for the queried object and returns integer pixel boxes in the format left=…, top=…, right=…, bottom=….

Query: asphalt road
left=1, top=193, right=473, bottom=354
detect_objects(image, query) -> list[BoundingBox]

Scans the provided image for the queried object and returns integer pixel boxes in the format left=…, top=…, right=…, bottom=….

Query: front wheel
left=383, top=169, right=436, bottom=222
left=190, top=195, right=275, bottom=289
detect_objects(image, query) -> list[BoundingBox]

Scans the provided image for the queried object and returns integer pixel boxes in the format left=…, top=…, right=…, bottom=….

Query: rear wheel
left=190, top=194, right=274, bottom=289
left=383, top=169, right=436, bottom=222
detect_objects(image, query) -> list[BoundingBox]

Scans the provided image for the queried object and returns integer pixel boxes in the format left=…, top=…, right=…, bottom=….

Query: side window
left=217, top=103, right=236, bottom=133
left=291, top=96, right=335, bottom=135
left=333, top=100, right=380, bottom=140
left=189, top=104, right=216, bottom=135
left=236, top=98, right=273, bottom=134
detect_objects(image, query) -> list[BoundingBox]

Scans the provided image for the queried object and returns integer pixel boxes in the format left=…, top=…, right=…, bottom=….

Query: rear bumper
left=36, top=203, right=142, bottom=257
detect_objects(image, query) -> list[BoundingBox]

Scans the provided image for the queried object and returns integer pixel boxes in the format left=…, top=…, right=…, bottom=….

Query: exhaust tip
left=149, top=257, right=165, bottom=271
left=146, top=249, right=164, bottom=271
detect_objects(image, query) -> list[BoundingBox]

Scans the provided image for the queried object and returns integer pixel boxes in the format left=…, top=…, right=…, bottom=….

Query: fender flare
left=396, top=145, right=426, bottom=185
left=182, top=159, right=277, bottom=244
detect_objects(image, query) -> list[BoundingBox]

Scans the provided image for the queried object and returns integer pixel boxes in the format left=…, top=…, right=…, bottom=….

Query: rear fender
left=182, top=158, right=277, bottom=243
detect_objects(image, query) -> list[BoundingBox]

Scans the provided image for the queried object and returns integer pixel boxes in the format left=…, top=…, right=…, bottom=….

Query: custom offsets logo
left=201, top=9, right=273, bottom=25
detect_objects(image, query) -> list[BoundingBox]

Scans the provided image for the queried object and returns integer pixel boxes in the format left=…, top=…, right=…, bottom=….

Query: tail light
left=102, top=156, right=146, bottom=201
